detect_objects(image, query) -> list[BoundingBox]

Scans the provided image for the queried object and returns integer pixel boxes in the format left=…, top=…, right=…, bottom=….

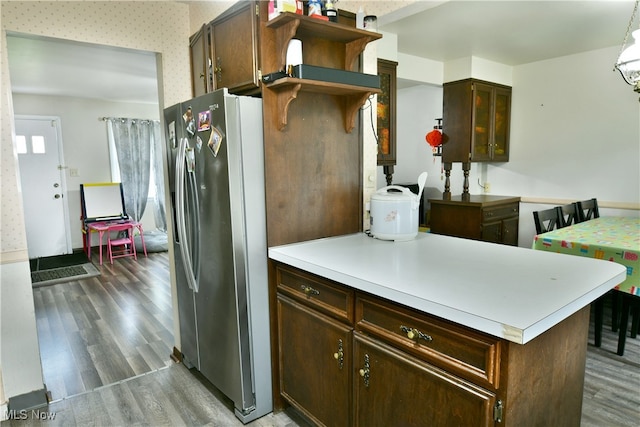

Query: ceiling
left=6, top=0, right=637, bottom=103
left=7, top=34, right=160, bottom=104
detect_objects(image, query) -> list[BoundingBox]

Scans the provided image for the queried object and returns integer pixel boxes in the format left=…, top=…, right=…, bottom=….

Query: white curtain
left=106, top=118, right=166, bottom=231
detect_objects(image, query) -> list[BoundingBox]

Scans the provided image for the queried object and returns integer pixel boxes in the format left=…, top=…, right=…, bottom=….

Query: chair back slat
left=559, top=202, right=581, bottom=227
left=576, top=198, right=600, bottom=222
left=533, top=206, right=563, bottom=234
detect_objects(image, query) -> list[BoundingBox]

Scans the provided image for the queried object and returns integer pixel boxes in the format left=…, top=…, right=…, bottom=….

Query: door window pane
left=32, top=135, right=46, bottom=153
left=16, top=135, right=27, bottom=153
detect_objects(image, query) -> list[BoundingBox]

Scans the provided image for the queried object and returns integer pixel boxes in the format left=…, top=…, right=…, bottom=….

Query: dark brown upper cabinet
left=442, top=78, right=511, bottom=163
left=189, top=1, right=261, bottom=97
left=377, top=59, right=397, bottom=174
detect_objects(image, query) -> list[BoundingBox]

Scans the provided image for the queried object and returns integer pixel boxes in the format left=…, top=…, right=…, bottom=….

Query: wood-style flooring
left=32, top=252, right=174, bottom=401
left=3, top=251, right=638, bottom=426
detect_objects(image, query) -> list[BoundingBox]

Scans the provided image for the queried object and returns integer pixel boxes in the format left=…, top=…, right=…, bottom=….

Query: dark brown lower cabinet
left=277, top=294, right=352, bottom=427
left=353, top=333, right=496, bottom=427
left=273, top=263, right=589, bottom=427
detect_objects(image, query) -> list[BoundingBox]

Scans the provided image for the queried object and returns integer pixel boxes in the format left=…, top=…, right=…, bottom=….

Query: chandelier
left=614, top=0, right=640, bottom=93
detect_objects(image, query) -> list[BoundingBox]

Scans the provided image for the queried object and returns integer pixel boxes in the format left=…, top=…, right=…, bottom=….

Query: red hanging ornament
left=425, top=129, right=442, bottom=147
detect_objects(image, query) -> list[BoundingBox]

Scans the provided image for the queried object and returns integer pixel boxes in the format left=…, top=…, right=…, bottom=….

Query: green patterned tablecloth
left=533, top=217, right=640, bottom=295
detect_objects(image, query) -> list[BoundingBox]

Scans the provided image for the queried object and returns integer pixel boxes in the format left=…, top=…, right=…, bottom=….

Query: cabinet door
left=471, top=82, right=493, bottom=162
left=189, top=24, right=212, bottom=97
left=481, top=220, right=503, bottom=244
left=278, top=294, right=352, bottom=427
left=492, top=87, right=511, bottom=161
left=211, top=1, right=260, bottom=95
left=354, top=333, right=496, bottom=427
left=377, top=59, right=397, bottom=167
left=501, top=216, right=519, bottom=246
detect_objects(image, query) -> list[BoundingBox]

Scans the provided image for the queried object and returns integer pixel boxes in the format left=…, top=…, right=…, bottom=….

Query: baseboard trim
left=520, top=197, right=640, bottom=211
left=171, top=346, right=183, bottom=363
left=7, top=387, right=48, bottom=412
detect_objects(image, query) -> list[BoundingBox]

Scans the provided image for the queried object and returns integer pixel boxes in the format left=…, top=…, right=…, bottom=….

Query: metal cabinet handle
left=359, top=354, right=370, bottom=387
left=300, top=285, right=320, bottom=297
left=400, top=325, right=433, bottom=342
left=333, top=339, right=344, bottom=370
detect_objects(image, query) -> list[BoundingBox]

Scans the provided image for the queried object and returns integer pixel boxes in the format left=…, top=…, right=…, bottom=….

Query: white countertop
left=268, top=232, right=627, bottom=344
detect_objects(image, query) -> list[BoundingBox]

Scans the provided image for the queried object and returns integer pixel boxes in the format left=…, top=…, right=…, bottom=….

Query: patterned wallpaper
left=0, top=1, right=415, bottom=258
left=1, top=1, right=193, bottom=258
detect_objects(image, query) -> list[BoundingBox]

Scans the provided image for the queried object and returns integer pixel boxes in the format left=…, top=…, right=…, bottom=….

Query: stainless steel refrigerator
left=163, top=88, right=271, bottom=423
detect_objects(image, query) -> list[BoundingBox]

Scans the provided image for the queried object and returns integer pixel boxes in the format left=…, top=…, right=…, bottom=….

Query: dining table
left=532, top=216, right=640, bottom=355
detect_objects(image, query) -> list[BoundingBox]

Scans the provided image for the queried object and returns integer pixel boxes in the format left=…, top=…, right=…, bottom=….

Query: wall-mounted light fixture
left=614, top=0, right=640, bottom=94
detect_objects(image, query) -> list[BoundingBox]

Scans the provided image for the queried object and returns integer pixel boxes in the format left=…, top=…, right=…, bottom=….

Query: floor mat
left=31, top=263, right=100, bottom=287
left=30, top=252, right=89, bottom=272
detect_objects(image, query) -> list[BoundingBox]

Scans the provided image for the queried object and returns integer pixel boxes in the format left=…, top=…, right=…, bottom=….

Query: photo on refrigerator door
left=198, top=110, right=211, bottom=131
left=208, top=126, right=224, bottom=158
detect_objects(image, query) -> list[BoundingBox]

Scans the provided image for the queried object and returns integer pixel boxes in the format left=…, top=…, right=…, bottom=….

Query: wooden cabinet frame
left=376, top=59, right=397, bottom=185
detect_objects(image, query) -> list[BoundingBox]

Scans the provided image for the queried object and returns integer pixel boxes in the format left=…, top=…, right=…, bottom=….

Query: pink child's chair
left=106, top=223, right=137, bottom=264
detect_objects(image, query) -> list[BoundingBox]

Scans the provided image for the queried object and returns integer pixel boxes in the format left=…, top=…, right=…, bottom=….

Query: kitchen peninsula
left=269, top=232, right=626, bottom=426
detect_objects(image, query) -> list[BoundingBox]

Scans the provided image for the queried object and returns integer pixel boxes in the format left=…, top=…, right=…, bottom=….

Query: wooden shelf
left=266, top=12, right=381, bottom=71
left=265, top=77, right=380, bottom=132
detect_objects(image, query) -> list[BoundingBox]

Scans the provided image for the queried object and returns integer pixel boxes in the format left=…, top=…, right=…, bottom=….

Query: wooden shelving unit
left=266, top=12, right=381, bottom=71
left=265, top=77, right=380, bottom=132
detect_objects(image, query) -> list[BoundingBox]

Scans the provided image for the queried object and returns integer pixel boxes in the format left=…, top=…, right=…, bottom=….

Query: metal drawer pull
left=400, top=325, right=433, bottom=342
left=359, top=354, right=370, bottom=387
left=333, top=339, right=344, bottom=370
left=300, top=285, right=320, bottom=297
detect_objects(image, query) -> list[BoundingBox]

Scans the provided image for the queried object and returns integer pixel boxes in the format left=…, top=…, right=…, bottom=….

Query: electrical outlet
left=484, top=182, right=491, bottom=193
left=69, top=168, right=79, bottom=177
left=365, top=169, right=376, bottom=189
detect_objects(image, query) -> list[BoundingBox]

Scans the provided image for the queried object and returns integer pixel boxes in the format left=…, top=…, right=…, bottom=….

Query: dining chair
left=107, top=223, right=137, bottom=264
left=559, top=202, right=581, bottom=227
left=576, top=198, right=600, bottom=222
left=533, top=206, right=563, bottom=234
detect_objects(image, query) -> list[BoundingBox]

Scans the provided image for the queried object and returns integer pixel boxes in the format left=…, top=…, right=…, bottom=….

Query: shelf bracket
left=342, top=92, right=372, bottom=133
left=345, top=38, right=372, bottom=70
left=275, top=20, right=301, bottom=71
left=275, top=83, right=302, bottom=130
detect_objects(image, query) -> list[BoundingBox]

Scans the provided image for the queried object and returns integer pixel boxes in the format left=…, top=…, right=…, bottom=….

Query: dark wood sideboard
left=429, top=194, right=520, bottom=246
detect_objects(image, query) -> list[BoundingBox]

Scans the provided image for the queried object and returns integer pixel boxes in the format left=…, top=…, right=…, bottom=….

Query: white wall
left=13, top=94, right=160, bottom=249
left=381, top=45, right=640, bottom=248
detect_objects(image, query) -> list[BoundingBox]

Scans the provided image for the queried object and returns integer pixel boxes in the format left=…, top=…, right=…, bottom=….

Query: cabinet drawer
left=355, top=294, right=501, bottom=389
left=482, top=203, right=519, bottom=222
left=276, top=265, right=355, bottom=324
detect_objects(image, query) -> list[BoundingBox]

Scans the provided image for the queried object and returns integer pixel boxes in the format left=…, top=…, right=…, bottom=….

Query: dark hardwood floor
left=3, top=251, right=638, bottom=426
left=32, top=251, right=174, bottom=401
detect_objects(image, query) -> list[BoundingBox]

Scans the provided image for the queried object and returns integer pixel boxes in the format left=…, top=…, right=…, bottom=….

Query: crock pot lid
left=371, top=191, right=414, bottom=202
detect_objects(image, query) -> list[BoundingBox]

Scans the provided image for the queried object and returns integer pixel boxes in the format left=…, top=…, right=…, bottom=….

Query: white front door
left=15, top=116, right=71, bottom=258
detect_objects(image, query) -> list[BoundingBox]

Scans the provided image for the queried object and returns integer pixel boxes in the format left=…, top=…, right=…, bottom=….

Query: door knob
left=54, top=194, right=61, bottom=199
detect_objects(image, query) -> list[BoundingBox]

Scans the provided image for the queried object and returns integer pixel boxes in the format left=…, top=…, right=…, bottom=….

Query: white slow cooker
left=369, top=172, right=427, bottom=241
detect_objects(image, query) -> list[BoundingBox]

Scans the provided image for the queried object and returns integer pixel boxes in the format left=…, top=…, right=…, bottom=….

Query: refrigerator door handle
left=175, top=137, right=200, bottom=292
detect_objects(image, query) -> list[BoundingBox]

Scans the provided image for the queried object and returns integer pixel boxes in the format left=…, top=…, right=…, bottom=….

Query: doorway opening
left=7, top=33, right=173, bottom=402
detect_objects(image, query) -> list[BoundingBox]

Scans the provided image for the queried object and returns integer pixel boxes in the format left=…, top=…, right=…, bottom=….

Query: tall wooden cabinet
left=442, top=78, right=511, bottom=163
left=260, top=11, right=380, bottom=247
left=441, top=78, right=512, bottom=198
left=254, top=4, right=382, bottom=416
left=189, top=1, right=261, bottom=97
